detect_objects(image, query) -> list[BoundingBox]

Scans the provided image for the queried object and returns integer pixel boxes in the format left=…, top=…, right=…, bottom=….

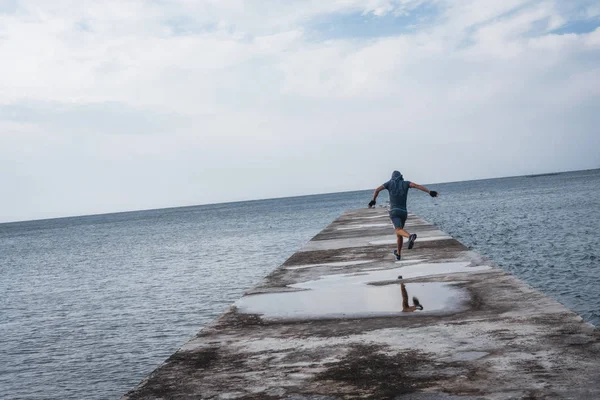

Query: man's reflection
left=401, top=282, right=423, bottom=312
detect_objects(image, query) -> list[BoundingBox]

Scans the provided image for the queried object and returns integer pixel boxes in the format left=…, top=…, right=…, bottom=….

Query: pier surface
left=124, top=209, right=600, bottom=399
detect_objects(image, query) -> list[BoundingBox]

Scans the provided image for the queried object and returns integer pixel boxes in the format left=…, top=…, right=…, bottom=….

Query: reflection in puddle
left=401, top=283, right=423, bottom=312
left=235, top=262, right=486, bottom=320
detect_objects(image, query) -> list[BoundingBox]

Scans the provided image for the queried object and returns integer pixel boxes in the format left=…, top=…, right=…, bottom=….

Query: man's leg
left=398, top=211, right=417, bottom=250
left=395, top=228, right=410, bottom=256
left=392, top=211, right=411, bottom=258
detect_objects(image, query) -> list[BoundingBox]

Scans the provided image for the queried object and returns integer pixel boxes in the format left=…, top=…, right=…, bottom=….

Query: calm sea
left=1, top=169, right=599, bottom=399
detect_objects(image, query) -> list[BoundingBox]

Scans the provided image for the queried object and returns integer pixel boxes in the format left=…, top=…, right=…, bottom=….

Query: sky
left=1, top=0, right=599, bottom=222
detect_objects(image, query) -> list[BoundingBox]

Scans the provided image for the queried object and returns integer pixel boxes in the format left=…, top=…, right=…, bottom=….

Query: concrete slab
left=123, top=209, right=600, bottom=400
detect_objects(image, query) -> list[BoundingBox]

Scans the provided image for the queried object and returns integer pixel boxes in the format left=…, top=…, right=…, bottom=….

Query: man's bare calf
left=395, top=228, right=410, bottom=256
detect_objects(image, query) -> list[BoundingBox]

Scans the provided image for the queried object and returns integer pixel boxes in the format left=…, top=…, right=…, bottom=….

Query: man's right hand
left=429, top=191, right=438, bottom=198
left=368, top=200, right=376, bottom=208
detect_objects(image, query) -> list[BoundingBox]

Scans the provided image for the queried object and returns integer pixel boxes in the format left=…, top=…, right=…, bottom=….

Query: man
left=368, top=171, right=438, bottom=260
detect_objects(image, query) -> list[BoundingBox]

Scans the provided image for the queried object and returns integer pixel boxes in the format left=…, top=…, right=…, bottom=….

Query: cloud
left=0, top=0, right=599, bottom=221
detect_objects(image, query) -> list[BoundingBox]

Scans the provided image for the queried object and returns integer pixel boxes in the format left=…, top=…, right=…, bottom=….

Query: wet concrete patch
left=282, top=245, right=390, bottom=268
left=314, top=223, right=451, bottom=242
left=448, top=351, right=489, bottom=362
left=394, top=258, right=428, bottom=264
left=301, top=233, right=457, bottom=252
left=384, top=262, right=491, bottom=279
left=369, top=236, right=453, bottom=245
left=336, top=223, right=391, bottom=230
left=346, top=213, right=390, bottom=220
left=283, top=260, right=377, bottom=270
left=395, top=394, right=484, bottom=400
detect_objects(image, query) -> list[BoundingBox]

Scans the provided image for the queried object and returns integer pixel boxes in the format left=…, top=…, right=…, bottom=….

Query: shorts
left=389, top=209, right=407, bottom=229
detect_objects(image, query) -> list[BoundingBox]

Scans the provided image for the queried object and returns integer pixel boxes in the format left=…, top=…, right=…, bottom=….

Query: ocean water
left=1, top=169, right=599, bottom=400
left=409, top=168, right=600, bottom=325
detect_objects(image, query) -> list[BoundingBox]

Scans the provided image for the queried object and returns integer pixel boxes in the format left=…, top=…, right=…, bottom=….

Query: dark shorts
left=389, top=209, right=407, bottom=229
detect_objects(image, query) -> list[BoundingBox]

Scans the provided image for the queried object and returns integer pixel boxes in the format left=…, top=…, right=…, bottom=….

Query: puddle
left=284, top=260, right=376, bottom=270
left=235, top=281, right=467, bottom=320
left=235, top=262, right=489, bottom=321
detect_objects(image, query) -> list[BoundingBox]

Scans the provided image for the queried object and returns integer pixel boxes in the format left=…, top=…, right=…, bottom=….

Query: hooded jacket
left=383, top=171, right=411, bottom=212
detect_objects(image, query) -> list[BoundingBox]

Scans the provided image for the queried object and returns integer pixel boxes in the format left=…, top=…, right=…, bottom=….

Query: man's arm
left=409, top=182, right=438, bottom=197
left=368, top=185, right=385, bottom=208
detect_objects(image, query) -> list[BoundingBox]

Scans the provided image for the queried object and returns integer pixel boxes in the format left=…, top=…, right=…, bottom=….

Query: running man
left=368, top=171, right=438, bottom=260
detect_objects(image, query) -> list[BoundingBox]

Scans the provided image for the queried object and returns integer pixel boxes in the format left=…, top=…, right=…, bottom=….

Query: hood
left=389, top=170, right=405, bottom=196
left=391, top=170, right=403, bottom=181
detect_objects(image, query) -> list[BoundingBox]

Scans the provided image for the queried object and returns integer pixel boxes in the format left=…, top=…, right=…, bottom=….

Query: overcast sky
left=1, top=0, right=599, bottom=222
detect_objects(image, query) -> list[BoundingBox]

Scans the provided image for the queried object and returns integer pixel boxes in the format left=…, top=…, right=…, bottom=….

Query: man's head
left=392, top=170, right=403, bottom=180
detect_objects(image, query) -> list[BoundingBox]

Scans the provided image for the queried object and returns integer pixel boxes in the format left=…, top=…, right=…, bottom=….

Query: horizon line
left=1, top=167, right=598, bottom=225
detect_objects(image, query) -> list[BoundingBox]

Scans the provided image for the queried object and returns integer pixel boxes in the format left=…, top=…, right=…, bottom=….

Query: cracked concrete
left=123, top=209, right=600, bottom=400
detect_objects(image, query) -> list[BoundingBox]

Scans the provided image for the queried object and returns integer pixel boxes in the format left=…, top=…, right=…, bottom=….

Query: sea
left=1, top=168, right=599, bottom=400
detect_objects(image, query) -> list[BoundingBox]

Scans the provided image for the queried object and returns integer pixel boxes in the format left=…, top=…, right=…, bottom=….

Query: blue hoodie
left=383, top=171, right=411, bottom=213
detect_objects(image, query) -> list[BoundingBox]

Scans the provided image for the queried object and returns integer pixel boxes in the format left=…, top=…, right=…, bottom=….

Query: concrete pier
left=123, top=209, right=600, bottom=399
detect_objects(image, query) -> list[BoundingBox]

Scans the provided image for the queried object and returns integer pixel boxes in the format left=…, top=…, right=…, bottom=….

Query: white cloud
left=0, top=0, right=599, bottom=221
